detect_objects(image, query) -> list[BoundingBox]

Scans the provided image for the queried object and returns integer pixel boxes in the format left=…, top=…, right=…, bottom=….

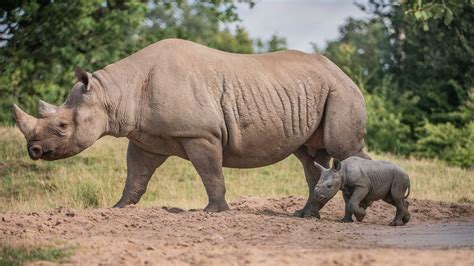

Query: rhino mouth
left=40, top=150, right=54, bottom=160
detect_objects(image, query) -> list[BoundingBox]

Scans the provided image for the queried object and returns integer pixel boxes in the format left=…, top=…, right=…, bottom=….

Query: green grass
left=0, top=126, right=472, bottom=212
left=0, top=245, right=73, bottom=265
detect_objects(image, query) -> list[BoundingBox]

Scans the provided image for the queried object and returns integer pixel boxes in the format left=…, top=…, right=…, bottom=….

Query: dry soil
left=1, top=196, right=473, bottom=265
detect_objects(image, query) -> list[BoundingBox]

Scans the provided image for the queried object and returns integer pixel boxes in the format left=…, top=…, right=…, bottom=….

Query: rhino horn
left=38, top=100, right=57, bottom=116
left=313, top=161, right=327, bottom=172
left=12, top=104, right=37, bottom=138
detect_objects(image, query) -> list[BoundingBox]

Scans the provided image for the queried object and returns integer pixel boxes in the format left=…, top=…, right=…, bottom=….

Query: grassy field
left=0, top=244, right=73, bottom=265
left=0, top=126, right=472, bottom=212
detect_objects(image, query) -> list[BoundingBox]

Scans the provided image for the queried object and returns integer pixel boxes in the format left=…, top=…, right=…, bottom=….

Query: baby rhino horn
left=313, top=161, right=327, bottom=172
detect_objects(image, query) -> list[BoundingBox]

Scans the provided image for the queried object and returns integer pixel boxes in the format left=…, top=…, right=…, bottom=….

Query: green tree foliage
left=321, top=0, right=473, bottom=167
left=255, top=34, right=288, bottom=53
left=415, top=121, right=474, bottom=168
left=0, top=0, right=264, bottom=124
left=138, top=1, right=255, bottom=53
left=0, top=0, right=148, bottom=123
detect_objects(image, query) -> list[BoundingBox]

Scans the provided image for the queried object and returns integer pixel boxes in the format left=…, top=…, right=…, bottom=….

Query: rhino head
left=12, top=68, right=109, bottom=161
left=312, top=159, right=343, bottom=210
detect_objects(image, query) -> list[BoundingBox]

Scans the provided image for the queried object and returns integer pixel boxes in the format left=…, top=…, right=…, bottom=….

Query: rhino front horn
left=38, top=100, right=57, bottom=117
left=12, top=104, right=38, bottom=138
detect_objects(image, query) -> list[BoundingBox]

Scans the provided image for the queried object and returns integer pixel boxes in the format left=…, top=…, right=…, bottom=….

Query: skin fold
left=13, top=39, right=369, bottom=214
left=313, top=157, right=411, bottom=226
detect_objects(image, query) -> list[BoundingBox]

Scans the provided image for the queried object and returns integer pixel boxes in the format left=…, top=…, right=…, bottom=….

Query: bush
left=415, top=122, right=474, bottom=168
left=365, top=93, right=413, bottom=154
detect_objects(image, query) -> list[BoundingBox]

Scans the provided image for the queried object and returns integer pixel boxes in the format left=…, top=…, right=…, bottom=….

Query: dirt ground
left=1, top=196, right=473, bottom=265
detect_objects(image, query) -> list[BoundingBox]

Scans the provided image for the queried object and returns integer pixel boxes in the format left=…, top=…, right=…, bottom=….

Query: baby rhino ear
left=332, top=159, right=342, bottom=171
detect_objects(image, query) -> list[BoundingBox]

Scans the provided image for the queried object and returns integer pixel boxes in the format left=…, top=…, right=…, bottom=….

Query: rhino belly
left=221, top=130, right=310, bottom=168
left=219, top=81, right=324, bottom=168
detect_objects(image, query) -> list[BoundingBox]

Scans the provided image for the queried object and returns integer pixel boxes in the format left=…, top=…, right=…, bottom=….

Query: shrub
left=415, top=122, right=474, bottom=168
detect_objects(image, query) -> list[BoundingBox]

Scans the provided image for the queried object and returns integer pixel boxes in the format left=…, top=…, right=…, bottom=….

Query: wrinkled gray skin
left=12, top=39, right=369, bottom=215
left=313, top=157, right=411, bottom=226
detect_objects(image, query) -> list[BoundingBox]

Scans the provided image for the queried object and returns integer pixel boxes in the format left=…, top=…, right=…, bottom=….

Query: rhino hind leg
left=114, top=142, right=168, bottom=208
left=387, top=175, right=411, bottom=226
left=183, top=138, right=229, bottom=212
left=293, top=147, right=330, bottom=218
left=384, top=194, right=409, bottom=226
left=402, top=201, right=410, bottom=224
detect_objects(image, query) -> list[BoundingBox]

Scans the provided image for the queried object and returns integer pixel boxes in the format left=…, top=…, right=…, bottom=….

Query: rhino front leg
left=342, top=189, right=354, bottom=223
left=293, top=148, right=330, bottom=218
left=114, top=142, right=168, bottom=208
left=183, top=138, right=229, bottom=212
left=348, top=186, right=369, bottom=222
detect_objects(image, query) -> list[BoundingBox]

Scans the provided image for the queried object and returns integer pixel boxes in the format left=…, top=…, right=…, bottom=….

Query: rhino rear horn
left=38, top=100, right=57, bottom=117
left=12, top=104, right=38, bottom=138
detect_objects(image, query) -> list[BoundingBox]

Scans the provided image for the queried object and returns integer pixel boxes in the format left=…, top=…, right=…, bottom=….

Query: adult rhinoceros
left=13, top=39, right=369, bottom=217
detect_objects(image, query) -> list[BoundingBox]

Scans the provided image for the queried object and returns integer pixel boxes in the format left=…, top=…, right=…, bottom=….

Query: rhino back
left=344, top=157, right=404, bottom=200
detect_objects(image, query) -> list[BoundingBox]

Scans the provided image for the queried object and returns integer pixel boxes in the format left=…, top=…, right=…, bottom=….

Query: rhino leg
left=114, top=142, right=168, bottom=208
left=183, top=138, right=229, bottom=212
left=342, top=189, right=354, bottom=223
left=293, top=147, right=330, bottom=218
left=348, top=186, right=369, bottom=222
left=388, top=199, right=408, bottom=226
left=386, top=176, right=410, bottom=226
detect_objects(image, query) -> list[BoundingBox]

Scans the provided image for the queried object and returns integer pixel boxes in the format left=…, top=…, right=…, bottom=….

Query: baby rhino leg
left=385, top=175, right=410, bottom=226
left=348, top=187, right=369, bottom=222
left=342, top=189, right=354, bottom=223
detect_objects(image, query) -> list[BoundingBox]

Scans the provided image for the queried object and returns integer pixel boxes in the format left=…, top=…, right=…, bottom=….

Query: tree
left=255, top=34, right=287, bottom=53
left=0, top=0, right=147, bottom=123
left=0, top=0, right=259, bottom=124
left=138, top=1, right=254, bottom=53
left=319, top=0, right=474, bottom=166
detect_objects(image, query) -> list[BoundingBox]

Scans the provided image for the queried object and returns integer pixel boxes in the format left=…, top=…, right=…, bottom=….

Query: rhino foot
left=389, top=219, right=405, bottom=226
left=402, top=214, right=411, bottom=224
left=113, top=197, right=137, bottom=208
left=355, top=214, right=365, bottom=222
left=203, top=200, right=230, bottom=212
left=293, top=209, right=321, bottom=219
left=341, top=216, right=354, bottom=223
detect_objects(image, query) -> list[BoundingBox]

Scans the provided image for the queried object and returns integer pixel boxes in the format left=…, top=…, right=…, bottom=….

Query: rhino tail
left=404, top=176, right=411, bottom=199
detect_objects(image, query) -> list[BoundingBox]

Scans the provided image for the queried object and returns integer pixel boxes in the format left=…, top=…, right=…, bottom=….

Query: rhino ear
left=75, top=67, right=92, bottom=92
left=332, top=159, right=342, bottom=172
left=38, top=100, right=57, bottom=117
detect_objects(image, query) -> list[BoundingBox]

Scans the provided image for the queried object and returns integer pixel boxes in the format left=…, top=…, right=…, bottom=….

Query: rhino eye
left=326, top=184, right=332, bottom=189
left=59, top=122, right=68, bottom=130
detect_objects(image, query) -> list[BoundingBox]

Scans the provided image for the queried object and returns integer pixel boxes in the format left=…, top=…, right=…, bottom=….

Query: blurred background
left=0, top=0, right=472, bottom=169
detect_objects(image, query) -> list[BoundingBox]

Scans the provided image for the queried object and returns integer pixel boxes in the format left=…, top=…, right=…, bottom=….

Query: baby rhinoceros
left=313, top=157, right=411, bottom=226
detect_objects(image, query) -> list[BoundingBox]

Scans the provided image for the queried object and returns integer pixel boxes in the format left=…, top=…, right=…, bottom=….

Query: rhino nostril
left=28, top=145, right=43, bottom=159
